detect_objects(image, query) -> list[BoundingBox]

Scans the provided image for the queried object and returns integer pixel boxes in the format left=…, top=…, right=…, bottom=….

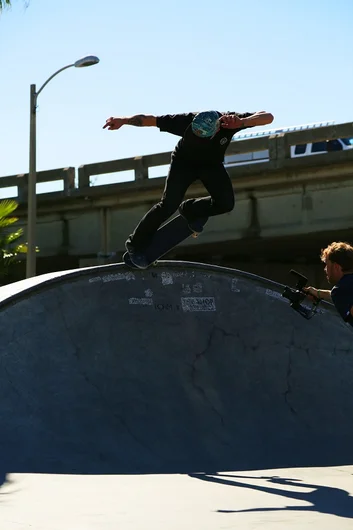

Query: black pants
left=126, top=161, right=235, bottom=250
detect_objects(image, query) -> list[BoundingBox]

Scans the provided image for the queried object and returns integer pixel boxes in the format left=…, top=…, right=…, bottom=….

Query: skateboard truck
left=282, top=269, right=321, bottom=320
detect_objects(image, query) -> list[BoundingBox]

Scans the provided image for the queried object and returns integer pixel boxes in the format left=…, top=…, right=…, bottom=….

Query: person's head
left=320, top=241, right=353, bottom=284
left=191, top=110, right=220, bottom=138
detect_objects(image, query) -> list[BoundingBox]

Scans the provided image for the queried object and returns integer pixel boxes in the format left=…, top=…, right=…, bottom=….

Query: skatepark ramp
left=0, top=261, right=352, bottom=476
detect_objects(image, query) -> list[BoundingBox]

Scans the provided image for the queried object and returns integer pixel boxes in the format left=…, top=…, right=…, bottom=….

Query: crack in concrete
left=2, top=365, right=24, bottom=401
left=284, top=346, right=297, bottom=416
left=305, top=347, right=311, bottom=361
left=4, top=327, right=40, bottom=350
left=333, top=344, right=353, bottom=357
left=283, top=338, right=311, bottom=430
left=190, top=325, right=226, bottom=428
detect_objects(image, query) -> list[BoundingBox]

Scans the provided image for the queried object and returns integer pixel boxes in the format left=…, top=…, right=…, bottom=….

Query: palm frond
left=0, top=199, right=18, bottom=219
left=0, top=229, right=23, bottom=246
left=0, top=217, right=19, bottom=228
left=0, top=200, right=19, bottom=229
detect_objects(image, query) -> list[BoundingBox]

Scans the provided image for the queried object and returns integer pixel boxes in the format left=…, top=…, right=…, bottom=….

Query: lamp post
left=26, top=55, right=100, bottom=278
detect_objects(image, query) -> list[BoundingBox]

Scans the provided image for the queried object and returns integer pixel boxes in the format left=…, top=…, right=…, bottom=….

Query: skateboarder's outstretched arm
left=103, top=114, right=156, bottom=131
left=220, top=111, right=274, bottom=129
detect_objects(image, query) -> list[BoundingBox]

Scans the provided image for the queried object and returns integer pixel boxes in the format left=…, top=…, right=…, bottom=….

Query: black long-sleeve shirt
left=156, top=111, right=254, bottom=165
left=331, top=273, right=353, bottom=326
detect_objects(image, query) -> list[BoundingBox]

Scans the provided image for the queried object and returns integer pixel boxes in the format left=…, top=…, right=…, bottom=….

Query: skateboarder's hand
left=103, top=117, right=125, bottom=130
left=220, top=114, right=244, bottom=129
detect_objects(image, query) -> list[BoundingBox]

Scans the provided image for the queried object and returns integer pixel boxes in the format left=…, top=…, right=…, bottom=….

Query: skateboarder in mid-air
left=103, top=109, right=274, bottom=268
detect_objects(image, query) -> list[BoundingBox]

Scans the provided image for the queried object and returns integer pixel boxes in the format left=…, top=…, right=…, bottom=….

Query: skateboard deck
left=123, top=214, right=207, bottom=269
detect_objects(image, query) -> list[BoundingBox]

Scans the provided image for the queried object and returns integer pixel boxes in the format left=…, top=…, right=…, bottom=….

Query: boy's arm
left=304, top=286, right=332, bottom=302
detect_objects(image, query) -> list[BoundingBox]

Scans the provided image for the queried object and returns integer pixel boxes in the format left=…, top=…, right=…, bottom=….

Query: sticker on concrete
left=182, top=284, right=192, bottom=294
left=263, top=288, right=287, bottom=302
left=103, top=273, right=135, bottom=283
left=128, top=298, right=153, bottom=306
left=161, top=272, right=173, bottom=285
left=154, top=303, right=180, bottom=312
left=89, top=272, right=135, bottom=284
left=89, top=277, right=102, bottom=283
left=181, top=297, right=216, bottom=312
left=231, top=278, right=240, bottom=292
left=193, top=283, right=203, bottom=294
left=182, top=283, right=203, bottom=294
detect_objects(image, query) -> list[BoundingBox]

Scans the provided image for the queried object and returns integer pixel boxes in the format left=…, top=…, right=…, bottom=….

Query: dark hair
left=320, top=241, right=353, bottom=271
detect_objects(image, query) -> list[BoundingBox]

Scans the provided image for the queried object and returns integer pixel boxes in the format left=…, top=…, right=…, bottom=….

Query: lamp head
left=74, top=55, right=100, bottom=68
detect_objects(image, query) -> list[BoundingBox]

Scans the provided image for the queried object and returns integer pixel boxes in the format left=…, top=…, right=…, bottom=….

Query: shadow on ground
left=190, top=472, right=353, bottom=520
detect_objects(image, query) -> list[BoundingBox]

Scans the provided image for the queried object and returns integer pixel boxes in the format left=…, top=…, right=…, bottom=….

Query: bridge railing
left=1, top=121, right=353, bottom=202
left=0, top=167, right=75, bottom=202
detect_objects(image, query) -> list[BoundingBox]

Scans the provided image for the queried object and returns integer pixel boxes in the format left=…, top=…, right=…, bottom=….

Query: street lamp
left=26, top=55, right=100, bottom=278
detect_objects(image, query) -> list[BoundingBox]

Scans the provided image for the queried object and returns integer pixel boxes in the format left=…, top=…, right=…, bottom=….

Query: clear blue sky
left=1, top=0, right=352, bottom=190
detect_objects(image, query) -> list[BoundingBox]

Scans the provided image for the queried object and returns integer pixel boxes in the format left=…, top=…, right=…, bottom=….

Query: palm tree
left=0, top=199, right=28, bottom=280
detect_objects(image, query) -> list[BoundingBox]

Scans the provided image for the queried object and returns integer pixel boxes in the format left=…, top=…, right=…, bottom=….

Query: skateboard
left=123, top=214, right=207, bottom=269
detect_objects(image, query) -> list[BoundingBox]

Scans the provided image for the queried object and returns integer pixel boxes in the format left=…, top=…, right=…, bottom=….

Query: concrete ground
left=2, top=466, right=353, bottom=529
